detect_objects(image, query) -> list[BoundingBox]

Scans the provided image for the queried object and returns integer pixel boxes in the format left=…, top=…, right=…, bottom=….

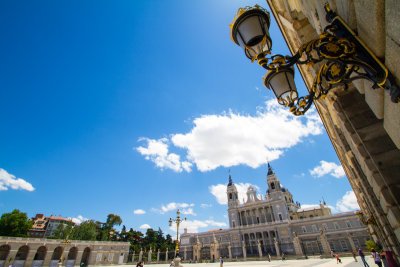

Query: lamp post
left=168, top=209, right=186, bottom=267
left=57, top=236, right=71, bottom=267
left=230, top=4, right=400, bottom=116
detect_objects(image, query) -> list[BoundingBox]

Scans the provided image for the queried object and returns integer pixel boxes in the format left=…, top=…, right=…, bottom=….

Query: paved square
left=126, top=256, right=375, bottom=267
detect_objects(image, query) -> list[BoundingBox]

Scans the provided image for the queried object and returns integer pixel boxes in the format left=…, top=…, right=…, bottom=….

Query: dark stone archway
left=0, top=245, right=10, bottom=267
left=80, top=248, right=90, bottom=267
left=13, top=246, right=29, bottom=267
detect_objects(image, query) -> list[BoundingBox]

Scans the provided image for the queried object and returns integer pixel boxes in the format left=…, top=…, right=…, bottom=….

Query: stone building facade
left=265, top=0, right=400, bottom=262
left=0, top=237, right=129, bottom=267
left=180, top=165, right=370, bottom=262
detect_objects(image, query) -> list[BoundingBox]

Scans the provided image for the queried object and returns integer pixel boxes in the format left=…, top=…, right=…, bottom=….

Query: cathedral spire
left=228, top=169, right=233, bottom=186
left=267, top=162, right=274, bottom=175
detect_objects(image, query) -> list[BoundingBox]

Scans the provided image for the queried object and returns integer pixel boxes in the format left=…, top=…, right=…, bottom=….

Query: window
left=302, top=226, right=307, bottom=233
left=340, top=240, right=348, bottom=250
left=353, top=239, right=360, bottom=247
left=108, top=253, right=114, bottom=261
left=257, top=217, right=260, bottom=224
left=271, top=183, right=275, bottom=189
left=334, top=223, right=340, bottom=230
left=346, top=221, right=352, bottom=228
left=310, top=215, right=314, bottom=218
left=278, top=214, right=283, bottom=221
left=229, top=193, right=232, bottom=199
left=312, top=225, right=318, bottom=232
left=96, top=253, right=102, bottom=261
left=232, top=222, right=235, bottom=228
left=323, top=224, right=328, bottom=231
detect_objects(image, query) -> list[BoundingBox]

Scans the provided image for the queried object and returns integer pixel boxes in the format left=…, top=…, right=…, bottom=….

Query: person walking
left=336, top=253, right=342, bottom=264
left=219, top=257, right=223, bottom=267
left=267, top=253, right=271, bottom=262
left=352, top=250, right=358, bottom=262
left=359, top=248, right=370, bottom=267
left=331, top=250, right=334, bottom=258
left=371, top=248, right=382, bottom=267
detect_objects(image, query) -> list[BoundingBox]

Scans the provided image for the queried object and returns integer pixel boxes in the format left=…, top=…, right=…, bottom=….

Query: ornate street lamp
left=230, top=4, right=400, bottom=116
left=168, top=209, right=186, bottom=267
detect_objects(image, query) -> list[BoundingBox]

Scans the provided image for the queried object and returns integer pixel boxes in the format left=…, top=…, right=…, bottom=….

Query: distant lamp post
left=230, top=4, right=400, bottom=116
left=168, top=209, right=186, bottom=267
left=58, top=236, right=71, bottom=267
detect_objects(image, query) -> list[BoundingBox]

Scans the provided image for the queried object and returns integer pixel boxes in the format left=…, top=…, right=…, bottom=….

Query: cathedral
left=180, top=164, right=370, bottom=261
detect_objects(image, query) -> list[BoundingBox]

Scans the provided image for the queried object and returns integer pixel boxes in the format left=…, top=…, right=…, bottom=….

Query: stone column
left=24, top=247, right=37, bottom=267
left=165, top=248, right=168, bottom=262
left=318, top=228, right=331, bottom=257
left=132, top=251, right=135, bottom=263
left=228, top=244, right=232, bottom=259
left=75, top=250, right=84, bottom=266
left=148, top=248, right=152, bottom=263
left=263, top=208, right=268, bottom=223
left=257, top=240, right=263, bottom=258
left=292, top=232, right=304, bottom=258
left=6, top=249, right=18, bottom=267
left=347, top=233, right=357, bottom=252
left=157, top=249, right=160, bottom=263
left=43, top=250, right=52, bottom=267
left=138, top=249, right=143, bottom=262
left=183, top=247, right=186, bottom=261
left=241, top=241, right=247, bottom=260
left=274, top=238, right=280, bottom=257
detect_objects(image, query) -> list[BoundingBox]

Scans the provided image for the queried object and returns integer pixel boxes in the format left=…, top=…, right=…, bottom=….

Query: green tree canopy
left=0, top=209, right=33, bottom=237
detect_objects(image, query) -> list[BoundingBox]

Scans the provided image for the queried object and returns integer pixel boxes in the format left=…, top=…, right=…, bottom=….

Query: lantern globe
left=230, top=6, right=272, bottom=60
left=264, top=66, right=298, bottom=106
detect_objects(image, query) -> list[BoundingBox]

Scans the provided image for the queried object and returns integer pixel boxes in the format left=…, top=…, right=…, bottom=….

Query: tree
left=365, top=240, right=379, bottom=251
left=0, top=209, right=33, bottom=237
left=72, top=221, right=97, bottom=241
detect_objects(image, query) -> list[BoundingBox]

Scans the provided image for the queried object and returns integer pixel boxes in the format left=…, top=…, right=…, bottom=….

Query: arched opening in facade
left=66, top=247, right=78, bottom=267
left=80, top=248, right=90, bottom=267
left=0, top=245, right=10, bottom=267
left=49, top=247, right=63, bottom=267
left=13, top=246, right=29, bottom=267
left=34, top=246, right=47, bottom=260
left=32, top=246, right=47, bottom=267
left=67, top=247, right=77, bottom=260
left=15, top=246, right=29, bottom=260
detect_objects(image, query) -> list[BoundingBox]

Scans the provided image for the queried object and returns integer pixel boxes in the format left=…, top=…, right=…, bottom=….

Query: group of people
left=330, top=247, right=383, bottom=266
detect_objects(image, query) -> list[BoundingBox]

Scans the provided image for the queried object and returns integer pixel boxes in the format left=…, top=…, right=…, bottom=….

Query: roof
left=47, top=216, right=74, bottom=223
left=207, top=229, right=223, bottom=232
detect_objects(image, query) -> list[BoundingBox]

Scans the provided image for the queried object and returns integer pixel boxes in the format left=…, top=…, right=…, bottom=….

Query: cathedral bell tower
left=266, top=162, right=281, bottom=192
left=227, top=172, right=240, bottom=228
left=227, top=172, right=239, bottom=208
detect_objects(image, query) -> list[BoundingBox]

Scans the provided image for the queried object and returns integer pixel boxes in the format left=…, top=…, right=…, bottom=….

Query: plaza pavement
left=125, top=256, right=376, bottom=267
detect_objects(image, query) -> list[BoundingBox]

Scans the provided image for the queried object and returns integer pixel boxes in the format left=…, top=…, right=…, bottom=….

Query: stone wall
left=0, top=236, right=129, bottom=267
left=266, top=0, right=400, bottom=261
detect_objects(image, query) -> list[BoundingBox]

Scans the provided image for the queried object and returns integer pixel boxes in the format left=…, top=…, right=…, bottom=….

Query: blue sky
left=0, top=0, right=358, bottom=236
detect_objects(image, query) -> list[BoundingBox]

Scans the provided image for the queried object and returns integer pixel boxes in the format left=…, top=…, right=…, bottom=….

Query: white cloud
left=310, top=161, right=345, bottom=178
left=133, top=209, right=146, bottom=215
left=170, top=219, right=227, bottom=233
left=334, top=191, right=359, bottom=212
left=200, top=204, right=212, bottom=208
left=302, top=191, right=360, bottom=214
left=136, top=100, right=323, bottom=172
left=0, top=168, right=35, bottom=192
left=69, top=215, right=88, bottom=225
left=298, top=204, right=320, bottom=212
left=136, top=138, right=192, bottom=173
left=181, top=208, right=196, bottom=216
left=152, top=202, right=195, bottom=214
left=140, top=224, right=151, bottom=230
left=209, top=183, right=259, bottom=205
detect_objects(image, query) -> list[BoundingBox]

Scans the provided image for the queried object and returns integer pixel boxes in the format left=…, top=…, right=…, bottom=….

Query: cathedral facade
left=180, top=164, right=370, bottom=261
